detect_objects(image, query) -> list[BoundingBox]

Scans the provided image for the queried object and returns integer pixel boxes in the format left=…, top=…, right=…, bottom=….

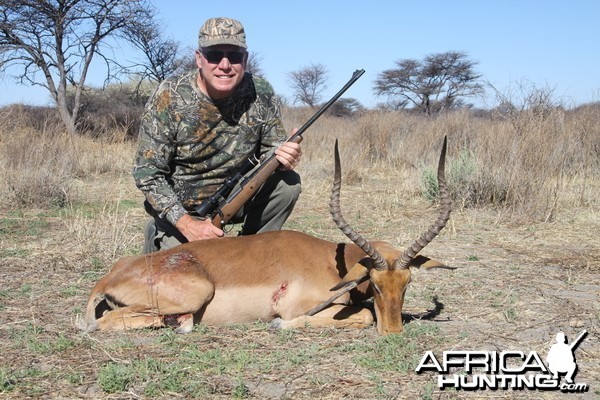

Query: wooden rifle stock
left=211, top=135, right=302, bottom=228
left=196, top=69, right=365, bottom=228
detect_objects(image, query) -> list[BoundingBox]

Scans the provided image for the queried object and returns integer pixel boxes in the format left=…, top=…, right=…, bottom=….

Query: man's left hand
left=275, top=132, right=302, bottom=170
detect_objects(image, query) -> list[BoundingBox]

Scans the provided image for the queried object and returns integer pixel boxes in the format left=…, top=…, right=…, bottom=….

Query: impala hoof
left=269, top=317, right=284, bottom=329
left=75, top=315, right=97, bottom=333
left=169, top=313, right=194, bottom=334
left=174, top=324, right=194, bottom=334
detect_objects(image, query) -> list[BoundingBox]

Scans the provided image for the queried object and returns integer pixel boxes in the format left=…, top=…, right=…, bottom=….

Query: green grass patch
left=0, top=216, right=51, bottom=238
left=11, top=324, right=76, bottom=355
left=60, top=285, right=83, bottom=297
left=98, top=362, right=134, bottom=393
left=348, top=323, right=442, bottom=373
left=98, top=357, right=215, bottom=398
left=0, top=248, right=30, bottom=258
left=63, top=198, right=139, bottom=219
left=0, top=368, right=16, bottom=393
left=0, top=366, right=47, bottom=395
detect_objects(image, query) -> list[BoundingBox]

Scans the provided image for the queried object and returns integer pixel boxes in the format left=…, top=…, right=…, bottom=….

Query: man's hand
left=275, top=129, right=302, bottom=170
left=176, top=214, right=224, bottom=241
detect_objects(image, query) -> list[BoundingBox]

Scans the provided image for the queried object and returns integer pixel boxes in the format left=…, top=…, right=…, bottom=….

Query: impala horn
left=329, top=139, right=388, bottom=271
left=393, top=136, right=452, bottom=270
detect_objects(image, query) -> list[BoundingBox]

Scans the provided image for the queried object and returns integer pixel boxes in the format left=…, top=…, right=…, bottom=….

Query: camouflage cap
left=198, top=17, right=247, bottom=49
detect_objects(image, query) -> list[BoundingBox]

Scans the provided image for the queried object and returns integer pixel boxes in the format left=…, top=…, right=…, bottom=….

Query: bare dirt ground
left=0, top=172, right=598, bottom=399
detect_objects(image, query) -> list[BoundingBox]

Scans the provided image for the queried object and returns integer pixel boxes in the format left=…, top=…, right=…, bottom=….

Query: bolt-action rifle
left=195, top=69, right=365, bottom=228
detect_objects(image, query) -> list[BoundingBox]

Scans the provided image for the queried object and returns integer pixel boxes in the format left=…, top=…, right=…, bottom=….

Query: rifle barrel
left=287, top=69, right=365, bottom=143
left=195, top=69, right=366, bottom=221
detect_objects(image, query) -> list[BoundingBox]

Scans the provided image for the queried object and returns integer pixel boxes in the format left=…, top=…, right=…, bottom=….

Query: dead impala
left=80, top=137, right=452, bottom=335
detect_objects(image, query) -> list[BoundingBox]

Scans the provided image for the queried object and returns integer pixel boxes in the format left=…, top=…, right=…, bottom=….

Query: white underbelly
left=199, top=281, right=332, bottom=325
left=201, top=286, right=282, bottom=324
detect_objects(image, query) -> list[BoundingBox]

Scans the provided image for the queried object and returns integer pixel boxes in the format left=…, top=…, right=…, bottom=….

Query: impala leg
left=94, top=305, right=166, bottom=331
left=98, top=249, right=218, bottom=331
left=177, top=313, right=195, bottom=333
left=92, top=275, right=214, bottom=332
left=271, top=305, right=374, bottom=330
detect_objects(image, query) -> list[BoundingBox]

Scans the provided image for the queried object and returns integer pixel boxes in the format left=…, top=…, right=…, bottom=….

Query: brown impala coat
left=80, top=137, right=452, bottom=335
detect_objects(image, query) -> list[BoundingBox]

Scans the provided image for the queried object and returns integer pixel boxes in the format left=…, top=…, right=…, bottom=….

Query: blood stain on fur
left=272, top=282, right=288, bottom=304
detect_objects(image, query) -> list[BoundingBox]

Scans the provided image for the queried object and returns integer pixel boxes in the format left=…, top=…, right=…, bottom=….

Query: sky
left=1, top=0, right=599, bottom=109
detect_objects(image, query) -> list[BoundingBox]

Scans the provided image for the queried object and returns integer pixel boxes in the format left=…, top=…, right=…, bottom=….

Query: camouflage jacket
left=132, top=70, right=288, bottom=225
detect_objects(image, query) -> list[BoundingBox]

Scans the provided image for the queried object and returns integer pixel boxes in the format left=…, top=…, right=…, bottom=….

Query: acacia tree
left=287, top=63, right=328, bottom=108
left=374, top=51, right=483, bottom=114
left=329, top=98, right=364, bottom=118
left=0, top=0, right=154, bottom=134
left=124, top=18, right=185, bottom=84
left=246, top=52, right=264, bottom=77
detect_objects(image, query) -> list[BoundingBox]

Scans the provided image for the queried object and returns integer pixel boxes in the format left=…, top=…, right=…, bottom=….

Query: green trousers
left=143, top=170, right=301, bottom=253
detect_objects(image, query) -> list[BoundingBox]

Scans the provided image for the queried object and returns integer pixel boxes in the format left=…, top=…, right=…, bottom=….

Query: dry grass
left=1, top=104, right=598, bottom=220
left=286, top=106, right=599, bottom=223
left=0, top=105, right=598, bottom=399
left=0, top=106, right=134, bottom=208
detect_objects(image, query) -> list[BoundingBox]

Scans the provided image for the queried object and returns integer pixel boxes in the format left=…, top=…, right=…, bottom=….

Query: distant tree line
left=1, top=0, right=484, bottom=135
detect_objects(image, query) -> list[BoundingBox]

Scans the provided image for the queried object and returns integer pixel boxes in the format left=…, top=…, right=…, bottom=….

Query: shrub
left=0, top=129, right=76, bottom=207
left=0, top=106, right=136, bottom=208
left=97, top=362, right=133, bottom=393
left=74, top=83, right=149, bottom=140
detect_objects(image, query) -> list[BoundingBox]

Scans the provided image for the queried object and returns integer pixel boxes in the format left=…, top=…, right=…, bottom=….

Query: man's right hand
left=175, top=214, right=224, bottom=241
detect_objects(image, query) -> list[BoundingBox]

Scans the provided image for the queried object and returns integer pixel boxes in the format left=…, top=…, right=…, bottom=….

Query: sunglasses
left=201, top=50, right=246, bottom=64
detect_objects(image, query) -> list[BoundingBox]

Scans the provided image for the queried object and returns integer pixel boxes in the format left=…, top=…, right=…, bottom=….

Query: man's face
left=196, top=45, right=247, bottom=100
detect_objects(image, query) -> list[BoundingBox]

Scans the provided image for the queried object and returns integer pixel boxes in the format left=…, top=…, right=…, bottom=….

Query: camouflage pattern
left=132, top=70, right=288, bottom=226
left=198, top=17, right=247, bottom=49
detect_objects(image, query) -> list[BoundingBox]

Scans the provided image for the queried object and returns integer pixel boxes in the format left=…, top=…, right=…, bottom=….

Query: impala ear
left=410, top=255, right=456, bottom=270
left=330, top=261, right=369, bottom=291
